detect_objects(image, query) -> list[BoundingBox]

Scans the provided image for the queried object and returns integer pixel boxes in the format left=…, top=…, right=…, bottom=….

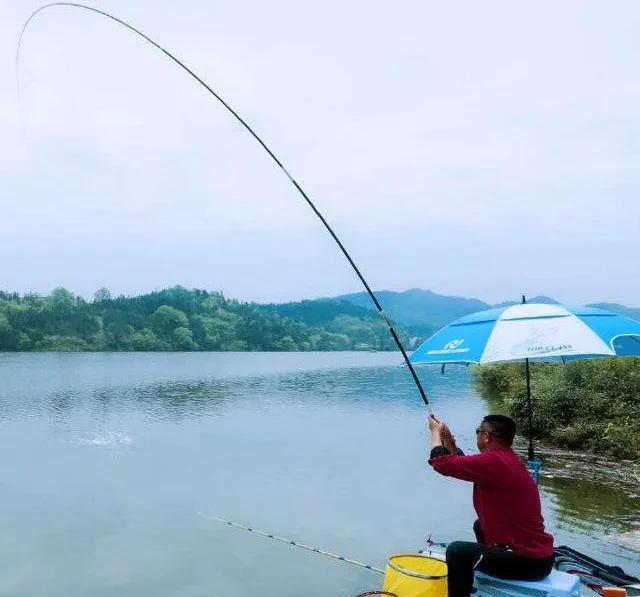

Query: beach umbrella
left=409, top=298, right=640, bottom=462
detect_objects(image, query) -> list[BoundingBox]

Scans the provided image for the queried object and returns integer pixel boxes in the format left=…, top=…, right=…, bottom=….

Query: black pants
left=445, top=521, right=554, bottom=597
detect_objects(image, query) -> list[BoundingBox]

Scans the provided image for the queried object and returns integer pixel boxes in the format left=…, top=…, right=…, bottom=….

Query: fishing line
left=202, top=515, right=386, bottom=575
left=17, top=3, right=432, bottom=411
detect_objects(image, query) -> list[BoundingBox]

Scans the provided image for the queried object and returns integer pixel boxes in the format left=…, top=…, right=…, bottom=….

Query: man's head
left=476, top=414, right=516, bottom=451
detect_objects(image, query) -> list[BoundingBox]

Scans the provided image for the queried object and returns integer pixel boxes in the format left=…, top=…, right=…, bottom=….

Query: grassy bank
left=473, top=358, right=640, bottom=460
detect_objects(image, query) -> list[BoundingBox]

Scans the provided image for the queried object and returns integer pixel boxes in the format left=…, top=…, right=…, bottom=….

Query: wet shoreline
left=514, top=439, right=640, bottom=555
left=514, top=439, right=640, bottom=494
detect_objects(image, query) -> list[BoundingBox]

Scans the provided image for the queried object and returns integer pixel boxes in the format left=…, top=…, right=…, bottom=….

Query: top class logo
left=527, top=344, right=573, bottom=354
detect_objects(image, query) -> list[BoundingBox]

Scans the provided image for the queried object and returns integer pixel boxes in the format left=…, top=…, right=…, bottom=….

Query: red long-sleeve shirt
left=430, top=446, right=554, bottom=559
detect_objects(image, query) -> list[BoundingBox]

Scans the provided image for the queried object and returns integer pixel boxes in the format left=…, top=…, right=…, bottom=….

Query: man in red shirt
left=428, top=414, right=554, bottom=597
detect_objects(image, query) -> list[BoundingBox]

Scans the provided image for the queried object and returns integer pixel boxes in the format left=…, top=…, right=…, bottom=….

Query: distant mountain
left=587, top=302, right=640, bottom=321
left=270, top=289, right=640, bottom=337
left=333, top=288, right=487, bottom=335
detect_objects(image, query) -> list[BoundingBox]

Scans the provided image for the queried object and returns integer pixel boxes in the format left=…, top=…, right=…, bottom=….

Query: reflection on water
left=48, top=379, right=236, bottom=423
left=542, top=474, right=640, bottom=534
left=0, top=352, right=639, bottom=597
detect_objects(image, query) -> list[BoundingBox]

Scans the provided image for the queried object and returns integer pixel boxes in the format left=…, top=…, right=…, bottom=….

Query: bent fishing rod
left=17, top=3, right=432, bottom=412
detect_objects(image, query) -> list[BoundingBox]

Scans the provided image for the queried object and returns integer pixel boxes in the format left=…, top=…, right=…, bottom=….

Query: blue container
left=527, top=459, right=543, bottom=484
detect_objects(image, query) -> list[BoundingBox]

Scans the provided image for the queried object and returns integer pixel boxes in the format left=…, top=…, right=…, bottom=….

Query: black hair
left=482, top=415, right=516, bottom=445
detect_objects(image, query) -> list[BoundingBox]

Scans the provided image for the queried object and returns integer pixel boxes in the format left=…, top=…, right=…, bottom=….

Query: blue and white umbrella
left=410, top=301, right=640, bottom=462
left=410, top=303, right=640, bottom=366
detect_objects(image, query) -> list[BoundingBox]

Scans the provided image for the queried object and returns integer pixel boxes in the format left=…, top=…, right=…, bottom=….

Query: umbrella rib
left=499, top=314, right=571, bottom=322
left=452, top=314, right=573, bottom=327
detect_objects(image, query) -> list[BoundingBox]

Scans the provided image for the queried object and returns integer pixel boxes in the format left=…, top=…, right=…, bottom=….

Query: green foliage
left=261, top=299, right=377, bottom=326
left=273, top=336, right=297, bottom=351
left=130, top=329, right=162, bottom=351
left=0, top=286, right=410, bottom=354
left=151, top=305, right=190, bottom=338
left=473, top=358, right=640, bottom=459
left=94, top=287, right=112, bottom=302
left=49, top=287, right=77, bottom=313
left=309, top=331, right=352, bottom=351
left=263, top=294, right=435, bottom=343
left=0, top=313, right=14, bottom=347
left=172, top=327, right=197, bottom=350
left=37, top=335, right=90, bottom=352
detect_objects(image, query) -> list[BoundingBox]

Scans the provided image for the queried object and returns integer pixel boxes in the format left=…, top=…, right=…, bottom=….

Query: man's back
left=429, top=414, right=555, bottom=597
left=430, top=447, right=554, bottom=558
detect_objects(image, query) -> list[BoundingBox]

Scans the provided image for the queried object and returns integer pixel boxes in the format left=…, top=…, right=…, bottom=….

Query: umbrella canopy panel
left=410, top=303, right=640, bottom=365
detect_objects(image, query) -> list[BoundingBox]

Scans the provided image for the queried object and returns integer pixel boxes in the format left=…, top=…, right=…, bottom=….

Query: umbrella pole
left=525, top=357, right=534, bottom=460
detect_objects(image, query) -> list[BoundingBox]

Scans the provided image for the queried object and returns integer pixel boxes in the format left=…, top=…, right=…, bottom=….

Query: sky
left=1, top=1, right=640, bottom=305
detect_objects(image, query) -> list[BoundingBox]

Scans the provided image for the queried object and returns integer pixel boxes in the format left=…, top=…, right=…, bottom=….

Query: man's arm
left=430, top=451, right=497, bottom=484
left=427, top=416, right=495, bottom=484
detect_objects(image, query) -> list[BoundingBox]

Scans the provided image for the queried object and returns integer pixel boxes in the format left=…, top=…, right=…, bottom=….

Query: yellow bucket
left=382, top=554, right=448, bottom=597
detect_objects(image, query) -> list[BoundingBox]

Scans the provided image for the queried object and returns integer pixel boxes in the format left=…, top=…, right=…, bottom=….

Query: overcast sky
left=2, top=1, right=639, bottom=305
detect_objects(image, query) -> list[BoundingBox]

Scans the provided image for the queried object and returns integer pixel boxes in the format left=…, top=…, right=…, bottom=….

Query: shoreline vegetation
left=0, top=286, right=413, bottom=353
left=473, top=359, right=640, bottom=460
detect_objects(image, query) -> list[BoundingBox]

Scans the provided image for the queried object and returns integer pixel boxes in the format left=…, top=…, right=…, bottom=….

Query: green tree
left=38, top=335, right=89, bottom=352
left=94, top=287, right=112, bottom=302
left=328, top=315, right=377, bottom=349
left=192, top=311, right=242, bottom=350
left=200, top=295, right=224, bottom=313
left=16, top=332, right=31, bottom=350
left=311, top=331, right=352, bottom=351
left=172, top=327, right=197, bottom=350
left=49, top=288, right=76, bottom=314
left=151, top=306, right=189, bottom=338
left=0, top=313, right=15, bottom=349
left=130, top=329, right=162, bottom=351
left=273, top=335, right=297, bottom=351
left=105, top=321, right=134, bottom=350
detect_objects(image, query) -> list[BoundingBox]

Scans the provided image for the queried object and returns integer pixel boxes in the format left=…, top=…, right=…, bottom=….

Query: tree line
left=0, top=286, right=410, bottom=353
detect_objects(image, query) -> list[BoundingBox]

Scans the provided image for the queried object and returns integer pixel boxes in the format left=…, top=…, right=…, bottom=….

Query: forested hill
left=0, top=287, right=409, bottom=352
left=1, top=286, right=638, bottom=352
left=259, top=299, right=376, bottom=326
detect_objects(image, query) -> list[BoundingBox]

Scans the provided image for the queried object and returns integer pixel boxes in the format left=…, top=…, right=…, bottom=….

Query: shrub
left=472, top=358, right=640, bottom=459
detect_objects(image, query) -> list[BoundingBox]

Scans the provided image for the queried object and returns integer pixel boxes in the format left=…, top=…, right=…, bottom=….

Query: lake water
left=0, top=352, right=638, bottom=597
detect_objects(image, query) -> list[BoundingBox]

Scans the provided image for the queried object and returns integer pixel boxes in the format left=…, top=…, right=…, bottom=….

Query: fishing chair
left=474, top=569, right=581, bottom=597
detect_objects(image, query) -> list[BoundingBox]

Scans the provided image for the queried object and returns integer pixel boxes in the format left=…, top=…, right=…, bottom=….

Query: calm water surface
left=0, top=352, right=638, bottom=597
